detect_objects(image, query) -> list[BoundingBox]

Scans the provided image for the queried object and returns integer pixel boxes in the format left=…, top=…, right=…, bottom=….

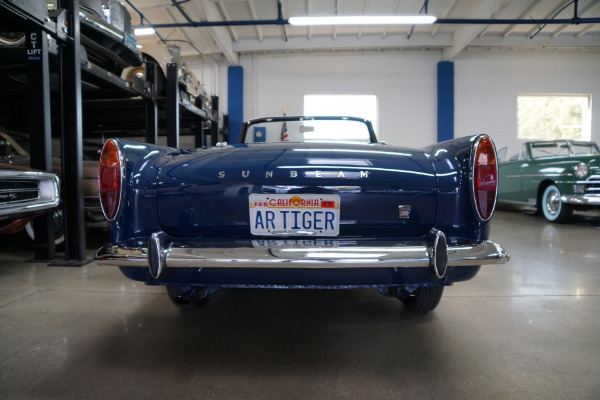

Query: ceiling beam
left=431, top=0, right=458, bottom=37
left=307, top=0, right=312, bottom=40
left=247, top=0, right=264, bottom=42
left=382, top=0, right=401, bottom=39
left=233, top=33, right=453, bottom=53
left=551, top=0, right=598, bottom=38
left=527, top=0, right=573, bottom=39
left=162, top=6, right=214, bottom=57
left=215, top=1, right=239, bottom=42
left=357, top=0, right=371, bottom=39
left=576, top=23, right=595, bottom=38
left=442, top=0, right=492, bottom=61
left=232, top=32, right=600, bottom=54
left=477, top=2, right=509, bottom=38
left=187, top=0, right=238, bottom=64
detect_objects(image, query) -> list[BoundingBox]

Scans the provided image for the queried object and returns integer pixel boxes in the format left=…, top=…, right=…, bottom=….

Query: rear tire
left=401, top=286, right=444, bottom=313
left=166, top=286, right=209, bottom=310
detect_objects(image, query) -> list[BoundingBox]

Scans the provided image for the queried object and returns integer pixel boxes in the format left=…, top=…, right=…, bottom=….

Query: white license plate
left=249, top=194, right=340, bottom=236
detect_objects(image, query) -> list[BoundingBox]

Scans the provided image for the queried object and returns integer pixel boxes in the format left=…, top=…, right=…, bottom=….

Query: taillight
left=99, top=139, right=123, bottom=221
left=471, top=136, right=498, bottom=221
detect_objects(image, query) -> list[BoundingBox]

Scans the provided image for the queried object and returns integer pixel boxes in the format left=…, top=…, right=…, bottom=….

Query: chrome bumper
left=95, top=232, right=509, bottom=280
left=562, top=194, right=600, bottom=205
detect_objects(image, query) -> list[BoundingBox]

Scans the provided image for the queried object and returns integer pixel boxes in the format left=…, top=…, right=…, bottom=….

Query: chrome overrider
left=94, top=230, right=510, bottom=280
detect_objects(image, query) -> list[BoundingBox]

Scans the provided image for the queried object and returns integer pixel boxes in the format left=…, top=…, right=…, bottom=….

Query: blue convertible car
left=95, top=116, right=509, bottom=313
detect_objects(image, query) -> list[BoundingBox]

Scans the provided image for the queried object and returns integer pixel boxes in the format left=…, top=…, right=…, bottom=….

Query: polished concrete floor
left=1, top=210, right=599, bottom=399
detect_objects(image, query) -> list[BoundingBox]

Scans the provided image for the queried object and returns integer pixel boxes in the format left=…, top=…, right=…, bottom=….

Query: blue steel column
left=437, top=61, right=454, bottom=143
left=227, top=66, right=243, bottom=144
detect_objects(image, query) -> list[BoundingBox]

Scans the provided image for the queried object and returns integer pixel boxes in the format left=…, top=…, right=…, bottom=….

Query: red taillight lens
left=99, top=140, right=122, bottom=220
left=472, top=136, right=498, bottom=221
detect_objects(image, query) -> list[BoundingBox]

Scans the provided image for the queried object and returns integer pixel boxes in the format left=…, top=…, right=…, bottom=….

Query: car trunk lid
left=155, top=143, right=438, bottom=239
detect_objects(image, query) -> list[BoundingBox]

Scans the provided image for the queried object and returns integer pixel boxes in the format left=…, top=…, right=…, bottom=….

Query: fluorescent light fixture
left=289, top=15, right=437, bottom=26
left=134, top=27, right=156, bottom=36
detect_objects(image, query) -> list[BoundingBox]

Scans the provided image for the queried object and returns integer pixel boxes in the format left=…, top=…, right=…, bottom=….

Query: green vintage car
left=498, top=140, right=600, bottom=223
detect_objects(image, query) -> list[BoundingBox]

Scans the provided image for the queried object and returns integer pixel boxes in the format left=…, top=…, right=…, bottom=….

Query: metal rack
left=0, top=0, right=217, bottom=264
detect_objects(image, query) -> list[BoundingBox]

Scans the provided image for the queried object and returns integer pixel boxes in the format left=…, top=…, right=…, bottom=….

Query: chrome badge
left=398, top=205, right=412, bottom=219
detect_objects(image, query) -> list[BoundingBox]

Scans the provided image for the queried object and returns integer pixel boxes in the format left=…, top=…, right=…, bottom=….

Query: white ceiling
left=127, top=0, right=600, bottom=64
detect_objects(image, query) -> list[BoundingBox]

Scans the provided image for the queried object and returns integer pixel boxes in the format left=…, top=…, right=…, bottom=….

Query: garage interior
left=1, top=0, right=599, bottom=399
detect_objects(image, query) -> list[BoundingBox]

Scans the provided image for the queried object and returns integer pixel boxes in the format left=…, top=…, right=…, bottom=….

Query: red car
left=0, top=163, right=59, bottom=235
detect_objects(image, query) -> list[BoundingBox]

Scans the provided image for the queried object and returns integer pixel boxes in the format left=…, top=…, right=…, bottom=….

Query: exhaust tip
left=174, top=287, right=208, bottom=306
left=174, top=296, right=190, bottom=306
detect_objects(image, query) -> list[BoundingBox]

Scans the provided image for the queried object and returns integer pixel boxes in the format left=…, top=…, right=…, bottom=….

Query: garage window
left=517, top=94, right=592, bottom=140
left=304, top=94, right=378, bottom=138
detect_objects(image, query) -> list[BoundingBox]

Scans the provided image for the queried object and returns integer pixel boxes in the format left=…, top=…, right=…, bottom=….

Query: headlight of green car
left=574, top=162, right=589, bottom=179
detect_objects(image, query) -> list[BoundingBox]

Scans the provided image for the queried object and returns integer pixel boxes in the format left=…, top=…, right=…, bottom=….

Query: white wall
left=238, top=51, right=440, bottom=148
left=220, top=50, right=600, bottom=152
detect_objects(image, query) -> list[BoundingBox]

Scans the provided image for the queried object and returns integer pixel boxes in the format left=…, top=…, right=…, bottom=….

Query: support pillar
left=437, top=61, right=454, bottom=143
left=59, top=0, right=88, bottom=264
left=166, top=62, right=179, bottom=149
left=26, top=30, right=55, bottom=260
left=227, top=66, right=243, bottom=144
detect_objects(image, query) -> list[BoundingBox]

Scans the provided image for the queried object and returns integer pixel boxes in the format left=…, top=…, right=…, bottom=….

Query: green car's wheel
left=541, top=184, right=572, bottom=223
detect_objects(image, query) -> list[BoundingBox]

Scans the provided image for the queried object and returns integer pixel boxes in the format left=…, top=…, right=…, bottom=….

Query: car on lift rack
left=0, top=0, right=142, bottom=75
left=498, top=140, right=600, bottom=223
left=75, top=0, right=143, bottom=74
left=94, top=116, right=509, bottom=314
left=121, top=42, right=213, bottom=114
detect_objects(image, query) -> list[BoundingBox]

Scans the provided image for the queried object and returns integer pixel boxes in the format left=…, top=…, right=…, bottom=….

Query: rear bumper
left=95, top=232, right=509, bottom=281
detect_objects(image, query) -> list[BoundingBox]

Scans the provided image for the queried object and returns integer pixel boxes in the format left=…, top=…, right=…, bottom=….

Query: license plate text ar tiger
left=249, top=194, right=340, bottom=236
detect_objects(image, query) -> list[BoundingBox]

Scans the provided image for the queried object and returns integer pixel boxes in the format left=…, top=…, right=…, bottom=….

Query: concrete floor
left=0, top=210, right=599, bottom=400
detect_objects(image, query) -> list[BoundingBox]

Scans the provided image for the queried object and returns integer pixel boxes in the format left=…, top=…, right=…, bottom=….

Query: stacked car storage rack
left=0, top=0, right=217, bottom=264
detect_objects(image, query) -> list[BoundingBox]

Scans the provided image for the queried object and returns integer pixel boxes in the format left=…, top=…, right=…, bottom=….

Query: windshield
left=569, top=142, right=600, bottom=155
left=529, top=141, right=600, bottom=159
left=241, top=117, right=375, bottom=144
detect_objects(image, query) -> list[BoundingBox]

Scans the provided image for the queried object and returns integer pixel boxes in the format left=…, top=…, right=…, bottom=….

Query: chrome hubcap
left=546, top=191, right=561, bottom=215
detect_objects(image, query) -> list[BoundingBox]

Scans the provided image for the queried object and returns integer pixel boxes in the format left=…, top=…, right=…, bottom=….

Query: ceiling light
left=134, top=27, right=156, bottom=36
left=288, top=15, right=437, bottom=26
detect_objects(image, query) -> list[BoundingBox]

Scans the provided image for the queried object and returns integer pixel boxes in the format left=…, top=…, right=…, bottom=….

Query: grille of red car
left=0, top=180, right=39, bottom=204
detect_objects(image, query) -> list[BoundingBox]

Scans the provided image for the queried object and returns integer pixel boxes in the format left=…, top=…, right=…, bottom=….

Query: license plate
left=249, top=194, right=340, bottom=236
left=252, top=239, right=339, bottom=248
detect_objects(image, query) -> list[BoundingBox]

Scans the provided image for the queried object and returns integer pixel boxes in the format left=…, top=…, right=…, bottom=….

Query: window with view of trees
left=517, top=95, right=591, bottom=140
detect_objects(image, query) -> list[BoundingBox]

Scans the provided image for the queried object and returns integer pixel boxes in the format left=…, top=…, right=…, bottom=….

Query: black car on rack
left=0, top=0, right=143, bottom=75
